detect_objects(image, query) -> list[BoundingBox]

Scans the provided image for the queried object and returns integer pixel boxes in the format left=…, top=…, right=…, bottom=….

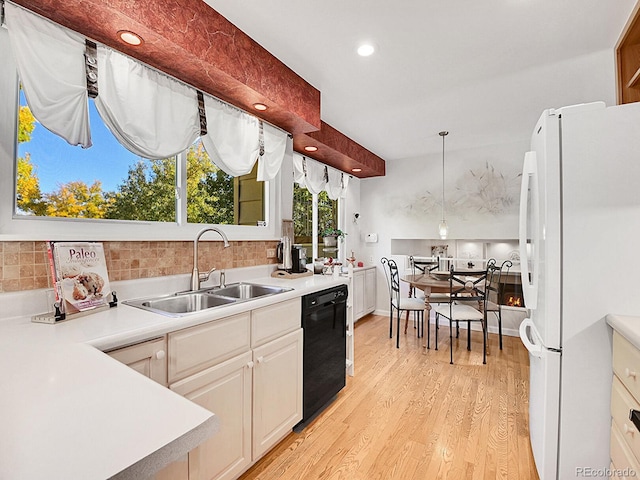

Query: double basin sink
left=124, top=283, right=292, bottom=317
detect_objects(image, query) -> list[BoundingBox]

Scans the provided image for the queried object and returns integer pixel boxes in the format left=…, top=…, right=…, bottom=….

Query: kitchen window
left=16, top=92, right=265, bottom=225
left=293, top=184, right=339, bottom=261
left=0, top=23, right=281, bottom=241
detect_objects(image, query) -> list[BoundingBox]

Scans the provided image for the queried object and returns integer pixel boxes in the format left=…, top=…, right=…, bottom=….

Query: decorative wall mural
left=383, top=161, right=521, bottom=222
left=450, top=161, right=521, bottom=218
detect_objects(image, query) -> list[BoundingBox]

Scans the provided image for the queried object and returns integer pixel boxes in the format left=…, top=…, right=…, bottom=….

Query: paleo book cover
left=49, top=242, right=112, bottom=314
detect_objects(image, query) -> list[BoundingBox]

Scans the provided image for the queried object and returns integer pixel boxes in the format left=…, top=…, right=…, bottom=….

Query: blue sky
left=18, top=92, right=142, bottom=193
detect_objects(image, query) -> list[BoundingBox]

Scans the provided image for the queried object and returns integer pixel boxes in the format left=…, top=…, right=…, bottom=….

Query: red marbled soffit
left=12, top=0, right=386, bottom=177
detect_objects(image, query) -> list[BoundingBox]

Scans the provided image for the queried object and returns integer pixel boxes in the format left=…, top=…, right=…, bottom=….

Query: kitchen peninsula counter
left=607, top=314, right=640, bottom=350
left=0, top=267, right=347, bottom=479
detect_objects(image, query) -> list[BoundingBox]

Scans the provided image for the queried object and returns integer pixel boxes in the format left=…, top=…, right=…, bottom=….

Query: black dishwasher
left=296, top=284, right=348, bottom=430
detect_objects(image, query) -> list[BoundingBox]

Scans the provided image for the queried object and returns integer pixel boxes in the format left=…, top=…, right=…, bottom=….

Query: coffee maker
left=291, top=245, right=307, bottom=273
left=276, top=237, right=292, bottom=271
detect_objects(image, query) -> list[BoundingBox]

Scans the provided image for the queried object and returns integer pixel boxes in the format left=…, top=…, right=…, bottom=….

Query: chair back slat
left=381, top=257, right=401, bottom=303
left=448, top=267, right=488, bottom=303
left=409, top=255, right=438, bottom=275
left=409, top=255, right=418, bottom=276
left=485, top=258, right=513, bottom=305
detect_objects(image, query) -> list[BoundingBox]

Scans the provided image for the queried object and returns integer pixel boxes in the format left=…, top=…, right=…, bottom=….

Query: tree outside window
left=293, top=183, right=338, bottom=261
left=15, top=90, right=262, bottom=225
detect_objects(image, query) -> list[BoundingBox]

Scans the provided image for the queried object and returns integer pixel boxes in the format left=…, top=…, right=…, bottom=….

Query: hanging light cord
left=439, top=131, right=448, bottom=222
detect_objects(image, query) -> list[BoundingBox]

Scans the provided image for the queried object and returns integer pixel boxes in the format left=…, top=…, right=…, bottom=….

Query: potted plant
left=321, top=227, right=346, bottom=247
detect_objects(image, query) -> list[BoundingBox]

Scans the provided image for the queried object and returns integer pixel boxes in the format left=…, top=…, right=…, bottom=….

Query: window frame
left=293, top=184, right=343, bottom=261
left=0, top=28, right=281, bottom=242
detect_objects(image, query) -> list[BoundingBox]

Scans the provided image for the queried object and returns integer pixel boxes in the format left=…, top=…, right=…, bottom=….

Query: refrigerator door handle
left=519, top=150, right=540, bottom=310
left=519, top=318, right=543, bottom=358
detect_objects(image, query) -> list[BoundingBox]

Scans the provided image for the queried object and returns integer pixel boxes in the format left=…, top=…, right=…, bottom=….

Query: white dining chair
left=381, top=257, right=425, bottom=348
left=433, top=267, right=489, bottom=364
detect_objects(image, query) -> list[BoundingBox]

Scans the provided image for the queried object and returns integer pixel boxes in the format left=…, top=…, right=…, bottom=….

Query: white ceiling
left=204, top=0, right=636, bottom=162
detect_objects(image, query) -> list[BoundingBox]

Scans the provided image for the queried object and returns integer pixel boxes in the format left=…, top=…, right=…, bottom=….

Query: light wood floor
left=240, top=314, right=539, bottom=480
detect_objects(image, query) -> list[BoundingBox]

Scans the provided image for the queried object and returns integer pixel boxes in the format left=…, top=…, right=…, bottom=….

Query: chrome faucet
left=191, top=227, right=230, bottom=291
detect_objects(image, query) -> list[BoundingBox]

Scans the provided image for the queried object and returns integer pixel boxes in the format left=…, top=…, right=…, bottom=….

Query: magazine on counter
left=47, top=242, right=112, bottom=314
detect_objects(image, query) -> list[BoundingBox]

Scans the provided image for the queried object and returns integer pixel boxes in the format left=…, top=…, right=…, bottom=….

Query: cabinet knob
left=257, top=356, right=264, bottom=364
left=155, top=350, right=166, bottom=360
left=625, top=368, right=637, bottom=379
left=247, top=361, right=254, bottom=369
left=623, top=423, right=635, bottom=436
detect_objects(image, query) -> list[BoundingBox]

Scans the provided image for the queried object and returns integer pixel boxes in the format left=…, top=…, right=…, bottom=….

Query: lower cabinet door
left=353, top=271, right=365, bottom=319
left=365, top=267, right=376, bottom=314
left=107, top=337, right=168, bottom=386
left=252, top=329, right=303, bottom=459
left=170, top=351, right=253, bottom=480
left=154, top=454, right=188, bottom=480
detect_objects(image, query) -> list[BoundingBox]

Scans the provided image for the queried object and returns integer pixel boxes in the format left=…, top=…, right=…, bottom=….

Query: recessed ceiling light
left=357, top=43, right=375, bottom=57
left=118, top=30, right=143, bottom=46
left=352, top=168, right=362, bottom=172
left=253, top=103, right=268, bottom=111
left=304, top=146, right=318, bottom=152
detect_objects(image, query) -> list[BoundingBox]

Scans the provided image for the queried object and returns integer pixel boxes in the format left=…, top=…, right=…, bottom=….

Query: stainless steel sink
left=123, top=282, right=291, bottom=317
left=141, top=293, right=236, bottom=314
left=207, top=283, right=290, bottom=300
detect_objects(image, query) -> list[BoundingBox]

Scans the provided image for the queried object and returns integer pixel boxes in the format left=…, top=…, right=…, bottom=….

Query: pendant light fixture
left=438, top=131, right=449, bottom=240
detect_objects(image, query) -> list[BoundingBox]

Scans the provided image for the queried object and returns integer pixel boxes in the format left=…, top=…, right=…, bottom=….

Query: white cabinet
left=168, top=312, right=251, bottom=384
left=353, top=270, right=365, bottom=319
left=352, top=266, right=376, bottom=321
left=252, top=329, right=303, bottom=459
left=107, top=337, right=187, bottom=480
left=107, top=336, right=168, bottom=386
left=610, top=331, right=640, bottom=476
left=365, top=267, right=376, bottom=313
left=170, top=351, right=253, bottom=480
left=168, top=298, right=302, bottom=480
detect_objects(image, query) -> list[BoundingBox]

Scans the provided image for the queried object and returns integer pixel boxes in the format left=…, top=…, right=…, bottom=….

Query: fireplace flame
left=507, top=296, right=522, bottom=307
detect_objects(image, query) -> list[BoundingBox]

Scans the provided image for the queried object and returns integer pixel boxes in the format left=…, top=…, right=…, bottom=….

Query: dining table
left=400, top=270, right=487, bottom=351
left=400, top=272, right=450, bottom=320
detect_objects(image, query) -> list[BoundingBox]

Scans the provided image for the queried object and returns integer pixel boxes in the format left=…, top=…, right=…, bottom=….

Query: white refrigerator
left=518, top=101, right=640, bottom=479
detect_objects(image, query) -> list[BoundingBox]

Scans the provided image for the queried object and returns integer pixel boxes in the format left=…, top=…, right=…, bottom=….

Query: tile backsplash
left=0, top=240, right=278, bottom=293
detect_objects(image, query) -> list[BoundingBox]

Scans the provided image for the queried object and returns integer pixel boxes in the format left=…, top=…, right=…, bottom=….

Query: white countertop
left=0, top=267, right=347, bottom=479
left=607, top=314, right=640, bottom=350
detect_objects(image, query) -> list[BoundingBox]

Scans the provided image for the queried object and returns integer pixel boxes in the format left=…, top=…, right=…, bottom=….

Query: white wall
left=356, top=47, right=620, bottom=322
left=358, top=140, right=527, bottom=316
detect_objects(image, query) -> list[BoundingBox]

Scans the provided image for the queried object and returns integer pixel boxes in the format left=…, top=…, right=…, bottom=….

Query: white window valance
left=293, top=153, right=348, bottom=198
left=326, top=167, right=349, bottom=200
left=200, top=96, right=261, bottom=177
left=94, top=46, right=201, bottom=159
left=5, top=2, right=91, bottom=148
left=5, top=2, right=288, bottom=178
left=293, top=153, right=307, bottom=185
left=257, top=122, right=290, bottom=181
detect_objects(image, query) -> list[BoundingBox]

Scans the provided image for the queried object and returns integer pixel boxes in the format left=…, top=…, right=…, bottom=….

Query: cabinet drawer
left=611, top=423, right=640, bottom=479
left=612, top=376, right=640, bottom=460
left=251, top=298, right=301, bottom=347
left=168, top=312, right=251, bottom=383
left=614, top=332, right=640, bottom=401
